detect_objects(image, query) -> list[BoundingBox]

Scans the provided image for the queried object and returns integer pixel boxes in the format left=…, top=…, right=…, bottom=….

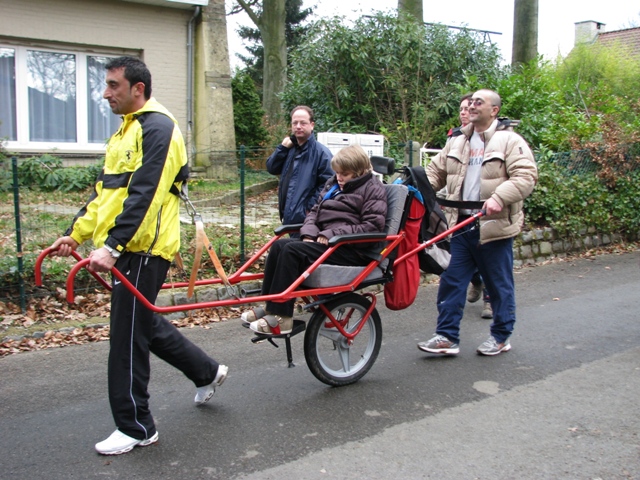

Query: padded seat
left=303, top=183, right=409, bottom=288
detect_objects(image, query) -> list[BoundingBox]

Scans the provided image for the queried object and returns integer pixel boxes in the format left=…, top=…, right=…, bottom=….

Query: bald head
left=469, top=89, right=502, bottom=132
left=475, top=89, right=501, bottom=110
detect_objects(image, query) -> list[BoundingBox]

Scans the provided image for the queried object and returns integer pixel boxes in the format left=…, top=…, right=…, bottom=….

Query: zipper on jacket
left=146, top=206, right=162, bottom=255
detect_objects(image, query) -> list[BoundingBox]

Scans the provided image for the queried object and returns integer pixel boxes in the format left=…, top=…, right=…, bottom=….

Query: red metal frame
left=318, top=292, right=378, bottom=344
left=35, top=231, right=405, bottom=314
left=396, top=213, right=482, bottom=265
left=35, top=211, right=483, bottom=322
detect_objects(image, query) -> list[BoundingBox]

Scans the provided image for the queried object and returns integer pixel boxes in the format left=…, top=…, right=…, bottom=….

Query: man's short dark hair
left=290, top=105, right=315, bottom=123
left=105, top=56, right=152, bottom=99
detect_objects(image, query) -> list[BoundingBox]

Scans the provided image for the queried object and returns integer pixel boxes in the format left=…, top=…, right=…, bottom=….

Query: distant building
left=574, top=20, right=640, bottom=60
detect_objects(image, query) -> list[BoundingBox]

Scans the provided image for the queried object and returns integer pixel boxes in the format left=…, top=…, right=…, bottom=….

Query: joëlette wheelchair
left=35, top=157, right=482, bottom=386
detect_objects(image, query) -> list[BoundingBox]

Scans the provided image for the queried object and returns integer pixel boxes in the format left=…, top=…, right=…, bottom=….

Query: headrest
left=370, top=156, right=395, bottom=176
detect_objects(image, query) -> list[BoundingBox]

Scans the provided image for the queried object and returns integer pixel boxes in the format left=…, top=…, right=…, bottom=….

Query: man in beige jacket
left=418, top=89, right=538, bottom=356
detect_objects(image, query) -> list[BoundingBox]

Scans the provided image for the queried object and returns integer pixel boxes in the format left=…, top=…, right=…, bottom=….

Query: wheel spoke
left=337, top=342, right=351, bottom=373
left=318, top=326, right=343, bottom=343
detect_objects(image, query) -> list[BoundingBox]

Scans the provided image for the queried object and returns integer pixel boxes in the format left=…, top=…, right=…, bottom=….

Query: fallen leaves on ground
left=0, top=289, right=244, bottom=357
left=0, top=326, right=112, bottom=356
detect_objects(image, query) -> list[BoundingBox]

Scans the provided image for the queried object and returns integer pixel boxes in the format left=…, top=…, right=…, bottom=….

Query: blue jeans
left=435, top=221, right=516, bottom=344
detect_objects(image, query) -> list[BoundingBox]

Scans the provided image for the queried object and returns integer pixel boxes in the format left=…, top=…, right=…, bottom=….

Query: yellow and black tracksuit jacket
left=66, top=98, right=188, bottom=262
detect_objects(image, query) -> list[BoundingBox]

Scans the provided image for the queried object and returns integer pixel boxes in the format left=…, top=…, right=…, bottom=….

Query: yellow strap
left=201, top=231, right=232, bottom=287
left=174, top=252, right=185, bottom=272
left=187, top=220, right=236, bottom=299
left=187, top=222, right=205, bottom=298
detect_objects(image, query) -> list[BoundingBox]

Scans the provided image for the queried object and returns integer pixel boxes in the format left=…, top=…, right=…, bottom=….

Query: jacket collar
left=332, top=171, right=373, bottom=193
left=461, top=118, right=500, bottom=142
left=122, top=97, right=177, bottom=124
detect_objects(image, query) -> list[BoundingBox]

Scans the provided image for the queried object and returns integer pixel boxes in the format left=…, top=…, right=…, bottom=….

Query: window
left=27, top=50, right=77, bottom=142
left=87, top=56, right=122, bottom=143
left=0, top=48, right=16, bottom=141
left=0, top=45, right=121, bottom=152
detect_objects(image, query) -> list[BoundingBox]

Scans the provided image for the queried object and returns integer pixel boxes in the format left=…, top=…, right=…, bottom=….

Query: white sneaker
left=95, top=429, right=158, bottom=455
left=240, top=307, right=266, bottom=325
left=477, top=336, right=511, bottom=356
left=194, top=365, right=229, bottom=405
left=417, top=334, right=459, bottom=355
left=249, top=315, right=293, bottom=335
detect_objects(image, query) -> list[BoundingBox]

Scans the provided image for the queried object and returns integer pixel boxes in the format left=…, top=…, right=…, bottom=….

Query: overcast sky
left=225, top=0, right=640, bottom=69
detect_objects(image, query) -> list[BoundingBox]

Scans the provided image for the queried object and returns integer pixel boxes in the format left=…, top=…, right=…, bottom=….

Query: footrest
left=245, top=320, right=306, bottom=368
left=243, top=319, right=306, bottom=339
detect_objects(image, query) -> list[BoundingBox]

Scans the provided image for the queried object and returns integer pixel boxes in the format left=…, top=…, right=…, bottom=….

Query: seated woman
left=242, top=144, right=388, bottom=335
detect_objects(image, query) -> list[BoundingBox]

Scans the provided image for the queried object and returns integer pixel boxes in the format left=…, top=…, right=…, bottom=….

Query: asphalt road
left=1, top=250, right=639, bottom=479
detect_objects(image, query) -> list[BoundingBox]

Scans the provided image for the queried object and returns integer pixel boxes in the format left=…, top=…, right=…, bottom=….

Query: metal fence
left=548, top=144, right=640, bottom=175
left=0, top=147, right=281, bottom=306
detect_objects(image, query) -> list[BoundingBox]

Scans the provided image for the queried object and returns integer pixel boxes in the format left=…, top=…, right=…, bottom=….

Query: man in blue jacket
left=267, top=106, right=333, bottom=226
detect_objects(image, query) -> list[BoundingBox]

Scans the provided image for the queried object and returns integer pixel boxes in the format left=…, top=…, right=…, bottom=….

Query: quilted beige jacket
left=426, top=119, right=538, bottom=244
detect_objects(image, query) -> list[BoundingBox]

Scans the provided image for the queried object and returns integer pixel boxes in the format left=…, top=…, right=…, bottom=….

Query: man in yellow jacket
left=51, top=57, right=228, bottom=455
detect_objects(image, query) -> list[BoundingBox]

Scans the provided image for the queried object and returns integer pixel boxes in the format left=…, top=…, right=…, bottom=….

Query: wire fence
left=0, top=147, right=281, bottom=306
left=1, top=142, right=638, bottom=307
left=547, top=143, right=640, bottom=175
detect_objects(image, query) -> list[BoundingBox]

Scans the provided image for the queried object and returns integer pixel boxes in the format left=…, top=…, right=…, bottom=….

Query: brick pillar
left=193, top=0, right=237, bottom=180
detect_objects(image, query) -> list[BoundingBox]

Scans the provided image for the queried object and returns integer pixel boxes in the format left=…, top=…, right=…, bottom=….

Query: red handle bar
left=35, top=247, right=112, bottom=291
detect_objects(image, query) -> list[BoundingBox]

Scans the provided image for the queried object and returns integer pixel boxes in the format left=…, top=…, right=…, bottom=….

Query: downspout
left=187, top=6, right=201, bottom=166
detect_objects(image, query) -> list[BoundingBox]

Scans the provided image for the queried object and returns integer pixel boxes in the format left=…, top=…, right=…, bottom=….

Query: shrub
left=498, top=45, right=640, bottom=152
left=0, top=139, right=11, bottom=192
left=525, top=154, right=640, bottom=238
left=496, top=61, right=593, bottom=151
left=282, top=13, right=503, bottom=147
left=17, top=155, right=103, bottom=192
left=232, top=69, right=270, bottom=148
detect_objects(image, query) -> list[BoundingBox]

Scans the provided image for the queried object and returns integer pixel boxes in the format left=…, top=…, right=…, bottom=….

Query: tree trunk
left=260, top=0, right=287, bottom=122
left=397, top=0, right=423, bottom=23
left=511, top=0, right=538, bottom=66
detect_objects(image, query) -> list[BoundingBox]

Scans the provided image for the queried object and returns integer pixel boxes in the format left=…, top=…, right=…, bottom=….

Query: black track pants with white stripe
left=108, top=253, right=220, bottom=440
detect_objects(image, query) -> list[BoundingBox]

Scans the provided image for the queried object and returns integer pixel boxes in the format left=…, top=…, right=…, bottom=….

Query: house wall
left=0, top=0, right=193, bottom=140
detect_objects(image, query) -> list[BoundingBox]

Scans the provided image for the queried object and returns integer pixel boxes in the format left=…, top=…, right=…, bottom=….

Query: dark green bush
left=0, top=139, right=10, bottom=192
left=610, top=170, right=640, bottom=235
left=525, top=156, right=640, bottom=238
left=17, top=155, right=103, bottom=192
left=282, top=13, right=503, bottom=147
left=232, top=70, right=269, bottom=148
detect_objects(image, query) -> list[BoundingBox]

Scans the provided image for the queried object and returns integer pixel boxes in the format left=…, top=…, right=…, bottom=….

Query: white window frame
left=2, top=44, right=122, bottom=154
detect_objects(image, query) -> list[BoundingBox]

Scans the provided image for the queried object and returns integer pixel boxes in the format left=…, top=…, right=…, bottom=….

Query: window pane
left=87, top=56, right=120, bottom=143
left=0, top=48, right=17, bottom=141
left=27, top=50, right=76, bottom=142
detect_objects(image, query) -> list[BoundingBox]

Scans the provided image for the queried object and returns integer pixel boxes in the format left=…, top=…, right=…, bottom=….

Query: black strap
left=170, top=163, right=190, bottom=196
left=437, top=198, right=485, bottom=210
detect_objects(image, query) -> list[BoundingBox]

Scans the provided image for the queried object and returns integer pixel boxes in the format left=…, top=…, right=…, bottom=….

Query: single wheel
left=304, top=293, right=382, bottom=386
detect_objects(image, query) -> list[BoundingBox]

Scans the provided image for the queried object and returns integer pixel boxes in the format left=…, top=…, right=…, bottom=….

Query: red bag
left=384, top=196, right=425, bottom=310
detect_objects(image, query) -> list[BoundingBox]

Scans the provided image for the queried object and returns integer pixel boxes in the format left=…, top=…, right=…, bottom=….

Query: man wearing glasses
left=418, top=89, right=537, bottom=356
left=267, top=106, right=334, bottom=227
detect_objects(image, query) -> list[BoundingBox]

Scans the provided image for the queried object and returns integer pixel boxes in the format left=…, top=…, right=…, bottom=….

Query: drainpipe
left=186, top=6, right=201, bottom=166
